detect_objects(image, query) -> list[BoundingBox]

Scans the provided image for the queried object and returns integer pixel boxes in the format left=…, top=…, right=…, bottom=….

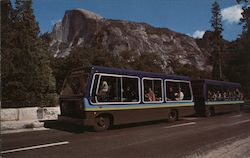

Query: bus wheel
left=206, top=107, right=215, bottom=117
left=168, top=110, right=178, bottom=122
left=93, top=116, right=110, bottom=132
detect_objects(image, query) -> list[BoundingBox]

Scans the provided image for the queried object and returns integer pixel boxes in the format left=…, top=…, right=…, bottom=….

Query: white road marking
left=163, top=122, right=196, bottom=129
left=1, top=141, right=69, bottom=154
left=183, top=117, right=198, bottom=121
left=231, top=119, right=250, bottom=126
left=230, top=114, right=242, bottom=118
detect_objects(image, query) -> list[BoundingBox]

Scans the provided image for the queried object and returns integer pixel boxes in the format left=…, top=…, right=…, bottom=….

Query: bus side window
left=97, top=75, right=121, bottom=103
left=166, top=81, right=191, bottom=101
left=166, top=81, right=179, bottom=101
left=180, top=82, right=191, bottom=100
left=207, top=85, right=223, bottom=101
left=143, top=79, right=163, bottom=102
left=122, top=77, right=139, bottom=102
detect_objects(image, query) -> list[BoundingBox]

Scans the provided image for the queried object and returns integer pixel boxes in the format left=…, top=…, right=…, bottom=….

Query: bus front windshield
left=61, top=73, right=89, bottom=97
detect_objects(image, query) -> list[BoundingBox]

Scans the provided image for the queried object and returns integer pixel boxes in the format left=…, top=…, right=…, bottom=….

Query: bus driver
left=97, top=81, right=109, bottom=101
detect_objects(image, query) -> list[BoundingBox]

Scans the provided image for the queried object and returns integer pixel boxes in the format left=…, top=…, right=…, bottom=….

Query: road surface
left=1, top=111, right=250, bottom=158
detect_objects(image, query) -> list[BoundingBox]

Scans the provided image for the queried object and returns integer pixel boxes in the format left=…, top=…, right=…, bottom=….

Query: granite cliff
left=50, top=8, right=212, bottom=72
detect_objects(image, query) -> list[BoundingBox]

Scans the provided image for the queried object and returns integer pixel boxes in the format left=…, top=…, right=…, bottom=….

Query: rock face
left=50, top=8, right=211, bottom=71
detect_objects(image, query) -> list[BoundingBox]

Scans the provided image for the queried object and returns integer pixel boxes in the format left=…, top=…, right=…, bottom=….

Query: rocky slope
left=50, top=8, right=211, bottom=72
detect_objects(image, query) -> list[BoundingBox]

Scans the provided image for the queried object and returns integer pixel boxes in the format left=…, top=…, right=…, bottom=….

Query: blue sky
left=31, top=0, right=243, bottom=41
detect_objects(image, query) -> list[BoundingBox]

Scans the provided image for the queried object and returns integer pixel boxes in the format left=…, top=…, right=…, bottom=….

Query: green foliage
left=2, top=0, right=56, bottom=108
left=210, top=1, right=223, bottom=34
left=237, top=0, right=250, bottom=33
left=131, top=52, right=164, bottom=73
left=210, top=1, right=224, bottom=80
left=51, top=47, right=165, bottom=93
left=169, top=59, right=210, bottom=79
left=224, top=0, right=250, bottom=98
left=51, top=47, right=118, bottom=93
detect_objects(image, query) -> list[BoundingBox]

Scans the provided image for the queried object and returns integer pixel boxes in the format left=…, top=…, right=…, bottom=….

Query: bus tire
left=206, top=107, right=215, bottom=117
left=93, top=116, right=110, bottom=132
left=168, top=110, right=178, bottom=122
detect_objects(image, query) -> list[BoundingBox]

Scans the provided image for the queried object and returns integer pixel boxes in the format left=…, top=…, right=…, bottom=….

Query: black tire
left=205, top=107, right=215, bottom=117
left=93, top=116, right=111, bottom=132
left=168, top=110, right=178, bottom=122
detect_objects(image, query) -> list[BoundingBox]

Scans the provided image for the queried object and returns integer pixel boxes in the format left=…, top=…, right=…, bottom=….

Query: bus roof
left=73, top=66, right=191, bottom=81
left=192, top=79, right=241, bottom=87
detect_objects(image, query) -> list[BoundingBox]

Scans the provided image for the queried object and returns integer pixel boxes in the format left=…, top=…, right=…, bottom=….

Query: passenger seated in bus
left=223, top=91, right=228, bottom=100
left=145, top=88, right=156, bottom=101
left=234, top=89, right=241, bottom=100
left=123, top=86, right=137, bottom=102
left=211, top=92, right=216, bottom=100
left=167, top=87, right=176, bottom=101
left=175, top=88, right=184, bottom=101
left=207, top=90, right=213, bottom=101
left=216, top=91, right=222, bottom=100
left=97, top=81, right=109, bottom=101
left=227, top=91, right=233, bottom=100
left=232, top=90, right=238, bottom=100
left=240, top=91, right=244, bottom=100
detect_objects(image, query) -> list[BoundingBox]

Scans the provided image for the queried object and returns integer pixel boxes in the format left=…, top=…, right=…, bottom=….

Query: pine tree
left=2, top=0, right=56, bottom=107
left=237, top=0, right=250, bottom=33
left=210, top=1, right=224, bottom=80
left=236, top=0, right=250, bottom=98
left=1, top=0, right=17, bottom=106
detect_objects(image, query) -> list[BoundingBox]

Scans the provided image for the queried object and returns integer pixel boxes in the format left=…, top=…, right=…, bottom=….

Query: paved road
left=1, top=111, right=250, bottom=158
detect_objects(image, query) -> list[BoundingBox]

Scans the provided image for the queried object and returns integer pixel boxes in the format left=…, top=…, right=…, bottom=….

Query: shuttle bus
left=59, top=66, right=194, bottom=131
left=192, top=79, right=244, bottom=116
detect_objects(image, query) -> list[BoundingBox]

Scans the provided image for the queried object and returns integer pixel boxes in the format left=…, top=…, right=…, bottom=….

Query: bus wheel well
left=168, top=109, right=178, bottom=122
left=206, top=106, right=215, bottom=117
left=96, top=113, right=114, bottom=126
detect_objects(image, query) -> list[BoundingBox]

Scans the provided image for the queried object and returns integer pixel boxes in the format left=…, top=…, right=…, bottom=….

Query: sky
left=31, top=0, right=243, bottom=41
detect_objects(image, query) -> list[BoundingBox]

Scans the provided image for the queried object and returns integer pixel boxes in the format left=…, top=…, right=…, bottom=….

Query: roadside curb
left=1, top=107, right=60, bottom=134
left=1, top=127, right=50, bottom=134
left=1, top=120, right=48, bottom=134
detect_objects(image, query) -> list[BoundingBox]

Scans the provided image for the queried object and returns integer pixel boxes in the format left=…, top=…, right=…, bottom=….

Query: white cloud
left=192, top=30, right=205, bottom=39
left=221, top=4, right=243, bottom=24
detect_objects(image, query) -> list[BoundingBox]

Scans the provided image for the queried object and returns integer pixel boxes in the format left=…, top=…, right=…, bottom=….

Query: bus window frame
left=89, top=73, right=100, bottom=103
left=90, top=73, right=141, bottom=105
left=165, top=79, right=193, bottom=102
left=142, top=77, right=164, bottom=104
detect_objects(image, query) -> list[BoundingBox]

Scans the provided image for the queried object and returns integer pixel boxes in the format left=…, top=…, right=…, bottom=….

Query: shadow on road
left=43, top=117, right=197, bottom=133
left=43, top=120, right=92, bottom=133
left=110, top=117, right=196, bottom=131
left=111, top=119, right=169, bottom=130
left=42, top=109, right=250, bottom=133
left=43, top=119, right=181, bottom=133
left=242, top=105, right=250, bottom=113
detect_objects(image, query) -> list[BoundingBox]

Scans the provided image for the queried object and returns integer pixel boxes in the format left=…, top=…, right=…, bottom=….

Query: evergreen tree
left=1, top=0, right=17, bottom=106
left=225, top=0, right=250, bottom=98
left=210, top=1, right=224, bottom=80
left=2, top=0, right=56, bottom=107
left=235, top=0, right=250, bottom=98
left=131, top=52, right=163, bottom=73
left=237, top=0, right=250, bottom=33
left=51, top=46, right=165, bottom=93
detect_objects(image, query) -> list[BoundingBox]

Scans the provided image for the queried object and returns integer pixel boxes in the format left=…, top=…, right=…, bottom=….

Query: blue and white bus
left=59, top=66, right=194, bottom=131
left=192, top=79, right=244, bottom=117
